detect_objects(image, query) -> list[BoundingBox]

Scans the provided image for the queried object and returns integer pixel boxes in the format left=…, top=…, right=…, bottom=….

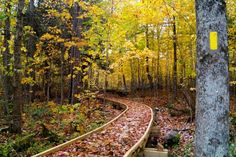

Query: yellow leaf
left=64, top=52, right=69, bottom=60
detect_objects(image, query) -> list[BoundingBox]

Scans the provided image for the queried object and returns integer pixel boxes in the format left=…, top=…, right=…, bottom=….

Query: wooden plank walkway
left=32, top=96, right=153, bottom=157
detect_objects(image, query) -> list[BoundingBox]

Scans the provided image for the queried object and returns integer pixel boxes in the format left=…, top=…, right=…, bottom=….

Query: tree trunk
left=172, top=17, right=177, bottom=100
left=156, top=33, right=161, bottom=88
left=11, top=0, right=25, bottom=134
left=69, top=51, right=75, bottom=104
left=130, top=59, right=136, bottom=91
left=105, top=50, right=109, bottom=91
left=145, top=25, right=154, bottom=89
left=95, top=71, right=99, bottom=88
left=27, top=0, right=36, bottom=103
left=137, top=58, right=141, bottom=89
left=60, top=46, right=64, bottom=105
left=72, top=2, right=82, bottom=95
left=195, top=0, right=229, bottom=156
left=2, top=2, right=12, bottom=114
left=69, top=2, right=82, bottom=104
left=122, top=66, right=127, bottom=91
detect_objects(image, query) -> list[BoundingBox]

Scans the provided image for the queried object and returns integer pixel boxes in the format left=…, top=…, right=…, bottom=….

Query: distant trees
left=195, top=0, right=229, bottom=156
left=0, top=0, right=95, bottom=133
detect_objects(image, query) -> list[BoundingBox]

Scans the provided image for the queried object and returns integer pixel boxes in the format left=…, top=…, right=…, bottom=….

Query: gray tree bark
left=195, top=0, right=229, bottom=156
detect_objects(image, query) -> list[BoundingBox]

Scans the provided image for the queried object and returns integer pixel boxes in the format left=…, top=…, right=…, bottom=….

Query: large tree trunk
left=195, top=0, right=229, bottom=156
left=11, top=0, right=25, bottom=134
left=2, top=2, right=13, bottom=114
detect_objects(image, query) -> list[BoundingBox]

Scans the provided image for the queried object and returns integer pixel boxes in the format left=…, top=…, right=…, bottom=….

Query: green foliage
left=13, top=134, right=35, bottom=152
left=164, top=133, right=181, bottom=148
left=0, top=134, right=36, bottom=157
left=31, top=107, right=51, bottom=119
left=0, top=136, right=56, bottom=157
left=89, top=120, right=104, bottom=130
left=0, top=141, right=14, bottom=157
left=167, top=103, right=174, bottom=109
left=182, top=141, right=194, bottom=157
left=0, top=13, right=6, bottom=20
left=229, top=143, right=236, bottom=157
left=24, top=141, right=53, bottom=156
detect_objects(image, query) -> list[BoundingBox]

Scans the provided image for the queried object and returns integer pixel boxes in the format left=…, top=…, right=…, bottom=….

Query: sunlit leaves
left=21, top=77, right=35, bottom=85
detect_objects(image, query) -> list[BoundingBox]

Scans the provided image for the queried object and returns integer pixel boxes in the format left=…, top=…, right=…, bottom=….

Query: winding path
left=33, top=96, right=153, bottom=157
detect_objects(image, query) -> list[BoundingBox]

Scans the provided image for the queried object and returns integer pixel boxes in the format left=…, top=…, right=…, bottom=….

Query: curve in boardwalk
left=32, top=96, right=153, bottom=157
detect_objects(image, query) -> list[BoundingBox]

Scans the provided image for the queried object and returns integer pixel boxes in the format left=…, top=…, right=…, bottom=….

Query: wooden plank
left=143, top=148, right=168, bottom=157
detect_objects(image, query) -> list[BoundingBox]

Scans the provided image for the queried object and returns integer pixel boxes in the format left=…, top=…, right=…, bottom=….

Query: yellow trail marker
left=210, top=32, right=218, bottom=50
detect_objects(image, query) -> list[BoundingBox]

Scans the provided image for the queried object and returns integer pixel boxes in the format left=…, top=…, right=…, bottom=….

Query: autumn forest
left=0, top=0, right=235, bottom=156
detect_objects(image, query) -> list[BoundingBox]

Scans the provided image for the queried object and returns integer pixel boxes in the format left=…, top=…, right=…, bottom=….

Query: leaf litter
left=45, top=97, right=152, bottom=157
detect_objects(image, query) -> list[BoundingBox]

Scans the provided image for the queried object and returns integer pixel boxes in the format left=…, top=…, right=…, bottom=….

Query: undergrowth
left=0, top=99, right=118, bottom=156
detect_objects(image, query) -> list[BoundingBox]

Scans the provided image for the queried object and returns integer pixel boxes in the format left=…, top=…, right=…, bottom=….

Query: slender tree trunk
left=60, top=47, right=64, bottom=105
left=166, top=50, right=170, bottom=90
left=137, top=58, right=141, bottom=89
left=69, top=2, right=83, bottom=104
left=195, top=0, right=229, bottom=156
left=145, top=25, right=154, bottom=89
left=69, top=51, right=74, bottom=104
left=104, top=0, right=114, bottom=93
left=11, top=0, right=25, bottom=134
left=45, top=63, right=51, bottom=104
left=172, top=17, right=177, bottom=100
left=156, top=36, right=161, bottom=88
left=88, top=65, right=92, bottom=90
left=95, top=71, right=99, bottom=88
left=130, top=59, right=136, bottom=91
left=46, top=78, right=50, bottom=103
left=189, top=41, right=195, bottom=87
left=105, top=50, right=109, bottom=91
left=72, top=2, right=82, bottom=94
left=2, top=2, right=12, bottom=114
left=27, top=0, right=36, bottom=103
left=122, top=66, right=127, bottom=91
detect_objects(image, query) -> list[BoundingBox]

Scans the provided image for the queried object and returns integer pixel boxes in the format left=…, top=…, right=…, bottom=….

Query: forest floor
left=129, top=89, right=236, bottom=156
left=0, top=99, right=122, bottom=156
left=129, top=90, right=195, bottom=156
left=0, top=90, right=235, bottom=157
